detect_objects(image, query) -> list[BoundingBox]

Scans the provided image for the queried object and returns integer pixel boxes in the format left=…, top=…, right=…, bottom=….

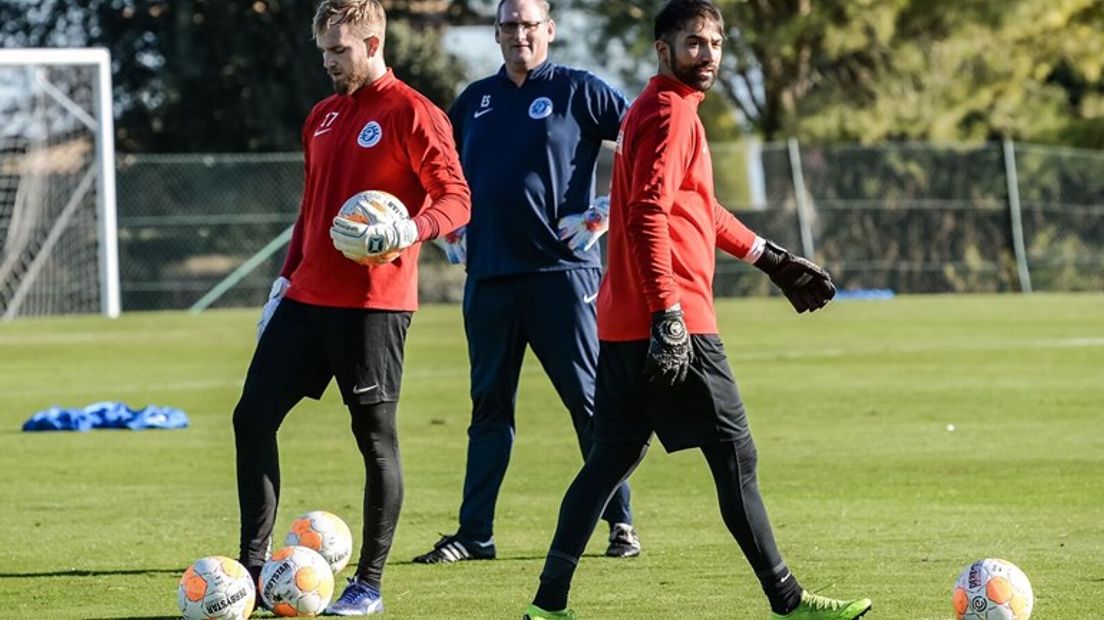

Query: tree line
left=2, top=0, right=1101, bottom=151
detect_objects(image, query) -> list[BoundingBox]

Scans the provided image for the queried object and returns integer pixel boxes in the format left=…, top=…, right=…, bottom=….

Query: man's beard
left=668, top=48, right=716, bottom=92
left=332, top=67, right=369, bottom=95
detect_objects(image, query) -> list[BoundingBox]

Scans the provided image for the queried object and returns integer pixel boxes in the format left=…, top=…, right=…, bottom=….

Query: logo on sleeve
left=528, top=97, right=553, bottom=119
left=357, top=121, right=382, bottom=148
left=615, top=129, right=624, bottom=155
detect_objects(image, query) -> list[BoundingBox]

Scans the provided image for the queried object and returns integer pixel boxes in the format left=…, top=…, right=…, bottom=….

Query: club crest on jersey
left=480, top=95, right=491, bottom=108
left=357, top=121, right=382, bottom=148
left=528, top=97, right=553, bottom=119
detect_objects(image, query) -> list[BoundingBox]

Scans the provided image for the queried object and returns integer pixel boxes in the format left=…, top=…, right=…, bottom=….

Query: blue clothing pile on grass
left=22, top=401, right=189, bottom=431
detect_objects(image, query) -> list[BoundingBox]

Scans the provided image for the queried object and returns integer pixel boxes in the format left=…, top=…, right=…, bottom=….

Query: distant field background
left=1, top=293, right=1101, bottom=619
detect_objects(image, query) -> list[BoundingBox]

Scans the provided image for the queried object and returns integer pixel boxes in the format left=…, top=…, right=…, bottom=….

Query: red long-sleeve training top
left=281, top=69, right=470, bottom=311
left=598, top=74, right=761, bottom=340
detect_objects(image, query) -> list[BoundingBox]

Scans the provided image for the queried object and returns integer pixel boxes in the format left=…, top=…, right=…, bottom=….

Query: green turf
left=1, top=293, right=1101, bottom=619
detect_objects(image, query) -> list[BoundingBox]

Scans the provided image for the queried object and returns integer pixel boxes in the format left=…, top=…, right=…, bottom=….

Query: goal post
left=0, top=48, right=119, bottom=320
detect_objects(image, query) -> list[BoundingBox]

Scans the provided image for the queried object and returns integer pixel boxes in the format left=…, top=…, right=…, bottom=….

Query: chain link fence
left=1013, top=144, right=1104, bottom=292
left=115, top=141, right=1104, bottom=311
left=708, top=140, right=1104, bottom=297
left=117, top=153, right=300, bottom=311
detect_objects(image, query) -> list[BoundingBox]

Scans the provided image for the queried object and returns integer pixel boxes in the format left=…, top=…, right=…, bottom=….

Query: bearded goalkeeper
left=523, top=1, right=871, bottom=619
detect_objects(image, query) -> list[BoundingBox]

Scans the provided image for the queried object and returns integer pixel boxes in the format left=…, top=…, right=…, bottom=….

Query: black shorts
left=246, top=298, right=411, bottom=406
left=592, top=335, right=751, bottom=452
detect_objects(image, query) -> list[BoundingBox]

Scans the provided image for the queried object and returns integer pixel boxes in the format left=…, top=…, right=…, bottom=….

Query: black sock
left=354, top=573, right=382, bottom=592
left=244, top=563, right=262, bottom=585
left=533, top=442, right=648, bottom=612
left=758, top=565, right=803, bottom=615
left=533, top=551, right=578, bottom=611
left=700, top=439, right=801, bottom=615
left=245, top=564, right=269, bottom=609
left=348, top=401, right=403, bottom=594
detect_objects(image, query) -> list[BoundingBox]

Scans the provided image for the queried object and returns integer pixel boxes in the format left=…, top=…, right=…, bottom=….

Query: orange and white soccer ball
left=337, top=189, right=409, bottom=266
left=259, top=545, right=335, bottom=617
left=953, top=558, right=1034, bottom=620
left=284, top=510, right=354, bottom=574
left=178, top=555, right=256, bottom=620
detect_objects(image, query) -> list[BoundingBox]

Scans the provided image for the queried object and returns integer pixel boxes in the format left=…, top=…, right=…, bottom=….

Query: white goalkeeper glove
left=257, top=276, right=290, bottom=340
left=432, top=225, right=467, bottom=265
left=557, top=195, right=610, bottom=252
left=330, top=216, right=418, bottom=262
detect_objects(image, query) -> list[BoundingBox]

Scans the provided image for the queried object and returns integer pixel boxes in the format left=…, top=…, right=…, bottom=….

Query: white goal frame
left=0, top=47, right=119, bottom=319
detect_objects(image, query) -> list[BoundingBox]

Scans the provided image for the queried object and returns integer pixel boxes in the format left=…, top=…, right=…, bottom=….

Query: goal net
left=0, top=48, right=118, bottom=320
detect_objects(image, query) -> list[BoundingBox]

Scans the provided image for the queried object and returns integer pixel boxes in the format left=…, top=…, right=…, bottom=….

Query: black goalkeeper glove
left=644, top=306, right=694, bottom=385
left=753, top=240, right=836, bottom=313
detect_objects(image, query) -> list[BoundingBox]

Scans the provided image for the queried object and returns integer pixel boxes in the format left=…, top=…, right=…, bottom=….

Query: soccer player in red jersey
left=524, top=2, right=870, bottom=619
left=233, top=0, right=469, bottom=615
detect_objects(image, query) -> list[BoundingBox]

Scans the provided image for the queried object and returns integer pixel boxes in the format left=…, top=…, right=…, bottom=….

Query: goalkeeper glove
left=557, top=195, right=610, bottom=252
left=753, top=240, right=836, bottom=313
left=432, top=225, right=467, bottom=265
left=330, top=216, right=418, bottom=262
left=644, top=305, right=694, bottom=385
left=257, top=276, right=290, bottom=340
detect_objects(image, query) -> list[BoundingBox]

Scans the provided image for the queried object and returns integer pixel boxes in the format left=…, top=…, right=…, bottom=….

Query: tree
left=802, top=0, right=1104, bottom=147
left=578, top=0, right=1104, bottom=147
left=0, top=0, right=467, bottom=152
left=575, top=0, right=909, bottom=138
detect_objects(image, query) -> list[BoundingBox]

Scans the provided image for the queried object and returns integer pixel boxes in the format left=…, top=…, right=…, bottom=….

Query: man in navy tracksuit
left=413, top=0, right=641, bottom=564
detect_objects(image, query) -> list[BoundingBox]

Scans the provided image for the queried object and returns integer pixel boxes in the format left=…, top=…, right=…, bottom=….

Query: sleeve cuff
left=412, top=215, right=437, bottom=242
left=740, top=236, right=766, bottom=264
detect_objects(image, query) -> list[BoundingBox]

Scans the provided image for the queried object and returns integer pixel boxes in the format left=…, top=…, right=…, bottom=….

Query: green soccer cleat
left=770, top=590, right=873, bottom=620
left=523, top=603, right=578, bottom=619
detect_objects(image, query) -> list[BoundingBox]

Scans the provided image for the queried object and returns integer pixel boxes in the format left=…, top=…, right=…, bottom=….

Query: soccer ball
left=284, top=510, right=354, bottom=574
left=178, top=556, right=256, bottom=620
left=259, top=545, right=335, bottom=617
left=337, top=189, right=409, bottom=265
left=953, top=558, right=1034, bottom=620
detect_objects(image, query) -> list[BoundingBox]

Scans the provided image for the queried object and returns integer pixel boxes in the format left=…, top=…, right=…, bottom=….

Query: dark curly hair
left=653, top=0, right=724, bottom=43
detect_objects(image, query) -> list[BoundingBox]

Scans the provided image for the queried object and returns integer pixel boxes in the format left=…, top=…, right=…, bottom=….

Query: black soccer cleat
left=412, top=534, right=496, bottom=564
left=604, top=523, right=641, bottom=558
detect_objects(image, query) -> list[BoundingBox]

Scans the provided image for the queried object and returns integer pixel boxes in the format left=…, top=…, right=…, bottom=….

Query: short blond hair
left=496, top=0, right=552, bottom=23
left=313, top=0, right=386, bottom=40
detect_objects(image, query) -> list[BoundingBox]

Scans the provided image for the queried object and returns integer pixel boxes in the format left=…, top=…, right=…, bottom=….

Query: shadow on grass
left=85, top=609, right=280, bottom=620
left=0, top=567, right=184, bottom=578
left=79, top=591, right=301, bottom=620
left=390, top=554, right=547, bottom=565
left=83, top=616, right=179, bottom=620
left=390, top=551, right=619, bottom=566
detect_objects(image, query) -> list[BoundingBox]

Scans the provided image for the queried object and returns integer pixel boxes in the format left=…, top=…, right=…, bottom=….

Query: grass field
left=1, top=293, right=1101, bottom=619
